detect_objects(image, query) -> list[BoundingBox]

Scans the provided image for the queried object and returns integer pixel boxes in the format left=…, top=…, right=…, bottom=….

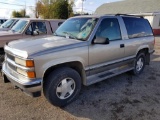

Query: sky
left=0, top=0, right=122, bottom=18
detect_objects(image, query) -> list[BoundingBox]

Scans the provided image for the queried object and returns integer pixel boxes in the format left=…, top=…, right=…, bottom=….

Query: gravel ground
left=0, top=37, right=160, bottom=120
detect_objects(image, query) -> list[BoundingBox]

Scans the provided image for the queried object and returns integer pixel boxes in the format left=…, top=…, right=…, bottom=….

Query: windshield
left=54, top=17, right=98, bottom=41
left=0, top=19, right=15, bottom=28
left=11, top=20, right=28, bottom=33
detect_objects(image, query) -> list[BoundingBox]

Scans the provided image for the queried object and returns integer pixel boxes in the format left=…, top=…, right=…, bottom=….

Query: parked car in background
left=0, top=18, right=65, bottom=66
left=0, top=18, right=19, bottom=31
left=2, top=14, right=155, bottom=107
left=0, top=19, right=7, bottom=26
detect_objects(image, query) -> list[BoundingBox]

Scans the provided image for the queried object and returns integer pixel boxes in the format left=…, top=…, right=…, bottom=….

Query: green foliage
left=52, top=0, right=68, bottom=19
left=12, top=11, right=23, bottom=18
left=35, top=0, right=74, bottom=19
left=12, top=9, right=29, bottom=18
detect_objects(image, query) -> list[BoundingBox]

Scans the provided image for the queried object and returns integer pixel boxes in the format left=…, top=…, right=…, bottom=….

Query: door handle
left=120, top=44, right=125, bottom=48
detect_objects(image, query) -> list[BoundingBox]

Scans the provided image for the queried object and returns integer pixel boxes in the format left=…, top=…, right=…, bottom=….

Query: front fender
left=41, top=56, right=86, bottom=77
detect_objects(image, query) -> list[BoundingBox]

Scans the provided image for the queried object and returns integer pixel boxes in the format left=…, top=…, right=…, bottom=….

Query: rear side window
left=123, top=17, right=153, bottom=39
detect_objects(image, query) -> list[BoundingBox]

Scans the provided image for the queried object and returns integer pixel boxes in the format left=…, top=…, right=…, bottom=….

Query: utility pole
left=24, top=0, right=26, bottom=17
left=82, top=0, right=85, bottom=15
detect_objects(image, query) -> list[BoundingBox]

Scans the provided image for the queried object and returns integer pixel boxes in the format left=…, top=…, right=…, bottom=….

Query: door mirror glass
left=25, top=30, right=32, bottom=35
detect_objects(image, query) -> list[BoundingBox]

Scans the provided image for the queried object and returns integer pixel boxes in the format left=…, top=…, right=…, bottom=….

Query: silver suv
left=2, top=14, right=155, bottom=107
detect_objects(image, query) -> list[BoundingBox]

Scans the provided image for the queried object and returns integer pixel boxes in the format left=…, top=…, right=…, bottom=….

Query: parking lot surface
left=0, top=37, right=160, bottom=120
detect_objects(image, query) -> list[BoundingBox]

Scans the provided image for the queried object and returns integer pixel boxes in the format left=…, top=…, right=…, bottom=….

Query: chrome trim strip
left=7, top=58, right=34, bottom=71
left=88, top=56, right=135, bottom=71
left=2, top=62, right=41, bottom=86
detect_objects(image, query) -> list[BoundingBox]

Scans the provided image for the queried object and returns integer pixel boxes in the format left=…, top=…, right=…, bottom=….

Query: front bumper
left=2, top=62, right=42, bottom=97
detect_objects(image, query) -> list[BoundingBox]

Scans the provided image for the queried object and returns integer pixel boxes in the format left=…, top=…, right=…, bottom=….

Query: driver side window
left=96, top=18, right=122, bottom=41
left=26, top=22, right=47, bottom=35
left=26, top=24, right=32, bottom=35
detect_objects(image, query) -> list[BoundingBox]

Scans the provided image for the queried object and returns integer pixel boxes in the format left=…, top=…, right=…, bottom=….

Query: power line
left=0, top=1, right=25, bottom=6
left=0, top=1, right=35, bottom=7
left=0, top=7, right=21, bottom=10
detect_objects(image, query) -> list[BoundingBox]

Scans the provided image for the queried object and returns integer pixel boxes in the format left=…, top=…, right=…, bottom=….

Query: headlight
left=15, top=58, right=34, bottom=67
left=17, top=68, right=36, bottom=78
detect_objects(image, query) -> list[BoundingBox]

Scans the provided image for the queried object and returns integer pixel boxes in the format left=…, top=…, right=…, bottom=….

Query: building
left=95, top=0, right=160, bottom=35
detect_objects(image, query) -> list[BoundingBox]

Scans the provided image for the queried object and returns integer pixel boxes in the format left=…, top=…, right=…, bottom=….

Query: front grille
left=6, top=53, right=14, bottom=61
left=5, top=52, right=16, bottom=72
left=7, top=62, right=16, bottom=71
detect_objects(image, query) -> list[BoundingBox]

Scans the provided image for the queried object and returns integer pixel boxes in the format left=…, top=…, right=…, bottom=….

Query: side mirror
left=58, top=22, right=63, bottom=26
left=25, top=30, right=32, bottom=35
left=93, top=37, right=109, bottom=44
left=33, top=30, right=39, bottom=36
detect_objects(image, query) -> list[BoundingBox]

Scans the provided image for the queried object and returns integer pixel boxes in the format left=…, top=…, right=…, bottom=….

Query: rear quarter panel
left=123, top=36, right=154, bottom=58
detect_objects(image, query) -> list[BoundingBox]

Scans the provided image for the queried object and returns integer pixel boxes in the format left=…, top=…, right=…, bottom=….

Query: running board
left=86, top=66, right=134, bottom=86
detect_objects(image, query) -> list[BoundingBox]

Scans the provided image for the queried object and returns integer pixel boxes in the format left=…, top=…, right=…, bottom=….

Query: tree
left=35, top=1, right=45, bottom=18
left=12, top=11, right=23, bottom=18
left=52, top=0, right=68, bottom=19
left=20, top=9, right=26, bottom=17
left=12, top=9, right=29, bottom=18
left=34, top=0, right=74, bottom=19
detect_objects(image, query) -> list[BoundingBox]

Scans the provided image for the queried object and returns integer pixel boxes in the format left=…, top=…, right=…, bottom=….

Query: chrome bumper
left=2, top=62, right=42, bottom=97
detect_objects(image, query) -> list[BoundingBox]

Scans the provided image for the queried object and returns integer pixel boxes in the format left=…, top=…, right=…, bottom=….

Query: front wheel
left=132, top=52, right=146, bottom=75
left=43, top=67, right=81, bottom=107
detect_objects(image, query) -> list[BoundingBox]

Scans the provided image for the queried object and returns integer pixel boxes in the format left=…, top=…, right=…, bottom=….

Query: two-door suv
left=2, top=14, right=155, bottom=107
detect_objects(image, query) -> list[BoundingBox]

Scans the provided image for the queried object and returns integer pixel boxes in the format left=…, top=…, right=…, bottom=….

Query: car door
left=89, top=17, right=125, bottom=74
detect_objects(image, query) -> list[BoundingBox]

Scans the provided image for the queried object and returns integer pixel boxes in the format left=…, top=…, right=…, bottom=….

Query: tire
left=131, top=52, right=146, bottom=75
left=43, top=67, right=81, bottom=107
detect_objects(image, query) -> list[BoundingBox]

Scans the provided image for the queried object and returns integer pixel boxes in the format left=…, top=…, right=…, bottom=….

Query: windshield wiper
left=53, top=32, right=58, bottom=36
left=63, top=32, right=77, bottom=39
left=53, top=32, right=66, bottom=38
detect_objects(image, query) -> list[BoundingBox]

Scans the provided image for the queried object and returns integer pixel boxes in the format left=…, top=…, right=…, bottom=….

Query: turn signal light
left=27, top=71, right=36, bottom=78
left=26, top=60, right=34, bottom=67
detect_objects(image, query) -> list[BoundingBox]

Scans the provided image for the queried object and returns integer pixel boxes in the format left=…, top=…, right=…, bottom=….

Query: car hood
left=0, top=30, right=17, bottom=35
left=7, top=35, right=85, bottom=58
left=0, top=28, right=10, bottom=31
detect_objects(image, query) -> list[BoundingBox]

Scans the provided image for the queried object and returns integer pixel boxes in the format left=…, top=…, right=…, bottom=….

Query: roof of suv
left=72, top=14, right=144, bottom=19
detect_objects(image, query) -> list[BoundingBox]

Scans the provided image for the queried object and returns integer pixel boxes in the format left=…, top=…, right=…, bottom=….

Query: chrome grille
left=7, top=62, right=16, bottom=71
left=5, top=53, right=16, bottom=72
left=6, top=53, right=14, bottom=61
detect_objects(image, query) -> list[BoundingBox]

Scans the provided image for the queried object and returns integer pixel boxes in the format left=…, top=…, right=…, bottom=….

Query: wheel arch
left=136, top=47, right=149, bottom=56
left=136, top=47, right=150, bottom=65
left=42, top=61, right=86, bottom=87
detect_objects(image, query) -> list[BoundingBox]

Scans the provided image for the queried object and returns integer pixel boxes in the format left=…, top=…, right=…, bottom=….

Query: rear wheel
left=43, top=67, right=81, bottom=107
left=132, top=52, right=146, bottom=75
